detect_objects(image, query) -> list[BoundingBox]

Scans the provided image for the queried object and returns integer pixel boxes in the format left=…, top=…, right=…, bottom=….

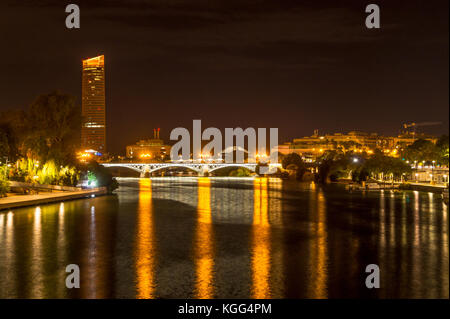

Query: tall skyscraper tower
left=81, top=55, right=106, bottom=153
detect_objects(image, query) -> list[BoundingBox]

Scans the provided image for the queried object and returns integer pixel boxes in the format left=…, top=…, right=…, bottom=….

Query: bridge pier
left=140, top=165, right=150, bottom=178
left=198, top=165, right=209, bottom=177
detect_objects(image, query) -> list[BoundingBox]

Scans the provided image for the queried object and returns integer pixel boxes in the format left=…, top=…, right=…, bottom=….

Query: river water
left=0, top=177, right=448, bottom=298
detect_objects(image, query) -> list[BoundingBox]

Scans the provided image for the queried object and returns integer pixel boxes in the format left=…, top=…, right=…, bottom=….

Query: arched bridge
left=101, top=162, right=281, bottom=177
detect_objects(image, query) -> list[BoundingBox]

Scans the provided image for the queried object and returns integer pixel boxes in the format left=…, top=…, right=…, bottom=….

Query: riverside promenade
left=0, top=187, right=107, bottom=211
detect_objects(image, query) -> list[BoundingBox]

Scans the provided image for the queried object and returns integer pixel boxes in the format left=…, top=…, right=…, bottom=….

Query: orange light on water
left=135, top=179, right=156, bottom=299
left=195, top=178, right=214, bottom=298
left=251, top=178, right=271, bottom=298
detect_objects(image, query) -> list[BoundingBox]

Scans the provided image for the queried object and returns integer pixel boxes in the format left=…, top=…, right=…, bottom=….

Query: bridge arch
left=102, top=164, right=145, bottom=174
left=146, top=164, right=202, bottom=174
left=102, top=163, right=204, bottom=176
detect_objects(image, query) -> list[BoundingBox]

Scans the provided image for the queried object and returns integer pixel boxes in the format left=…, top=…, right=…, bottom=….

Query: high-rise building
left=81, top=55, right=106, bottom=154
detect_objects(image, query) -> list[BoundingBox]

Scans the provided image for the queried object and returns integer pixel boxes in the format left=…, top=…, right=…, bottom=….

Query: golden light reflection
left=413, top=191, right=420, bottom=247
left=57, top=203, right=66, bottom=297
left=442, top=200, right=449, bottom=297
left=411, top=190, right=421, bottom=295
left=0, top=213, right=3, bottom=236
left=31, top=207, right=43, bottom=298
left=315, top=190, right=328, bottom=298
left=251, top=178, right=271, bottom=298
left=86, top=205, right=97, bottom=298
left=136, top=179, right=156, bottom=299
left=307, top=189, right=328, bottom=298
left=3, top=212, right=14, bottom=293
left=401, top=194, right=407, bottom=246
left=195, top=177, right=214, bottom=298
left=389, top=192, right=395, bottom=247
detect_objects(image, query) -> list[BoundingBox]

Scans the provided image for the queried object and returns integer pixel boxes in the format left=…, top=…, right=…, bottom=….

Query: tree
left=402, top=139, right=440, bottom=164
left=0, top=92, right=84, bottom=188
left=282, top=153, right=307, bottom=180
left=0, top=131, right=9, bottom=160
left=340, top=141, right=362, bottom=152
left=317, top=150, right=364, bottom=182
left=390, top=157, right=412, bottom=180
left=0, top=110, right=24, bottom=161
left=38, top=160, right=59, bottom=185
left=436, top=135, right=449, bottom=165
left=282, top=153, right=303, bottom=169
left=23, top=91, right=81, bottom=165
left=363, top=153, right=411, bottom=181
left=0, top=166, right=9, bottom=197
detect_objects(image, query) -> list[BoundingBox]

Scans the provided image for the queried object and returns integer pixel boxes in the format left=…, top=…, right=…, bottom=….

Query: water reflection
left=57, top=203, right=66, bottom=297
left=31, top=207, right=43, bottom=298
left=442, top=201, right=449, bottom=298
left=375, top=190, right=449, bottom=298
left=195, top=177, right=214, bottom=298
left=0, top=178, right=448, bottom=299
left=252, top=178, right=271, bottom=298
left=135, top=179, right=156, bottom=298
left=307, top=189, right=328, bottom=298
left=0, top=212, right=15, bottom=296
left=78, top=197, right=117, bottom=298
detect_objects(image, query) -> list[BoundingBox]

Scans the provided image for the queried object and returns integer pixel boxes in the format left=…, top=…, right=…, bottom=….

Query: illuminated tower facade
left=81, top=55, right=106, bottom=153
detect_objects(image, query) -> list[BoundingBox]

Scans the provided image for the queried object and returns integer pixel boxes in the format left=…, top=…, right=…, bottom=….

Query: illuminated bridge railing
left=101, top=162, right=281, bottom=176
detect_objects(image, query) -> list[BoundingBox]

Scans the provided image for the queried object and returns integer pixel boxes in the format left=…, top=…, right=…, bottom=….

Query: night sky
left=1, top=0, right=448, bottom=154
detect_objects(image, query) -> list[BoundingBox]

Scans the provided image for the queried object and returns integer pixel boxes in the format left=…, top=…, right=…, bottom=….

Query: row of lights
left=171, top=152, right=271, bottom=163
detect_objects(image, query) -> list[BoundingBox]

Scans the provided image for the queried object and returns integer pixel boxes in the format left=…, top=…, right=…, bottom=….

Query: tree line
left=281, top=135, right=448, bottom=183
left=0, top=91, right=117, bottom=196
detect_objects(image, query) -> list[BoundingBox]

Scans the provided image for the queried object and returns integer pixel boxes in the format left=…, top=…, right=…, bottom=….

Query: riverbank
left=405, top=182, right=448, bottom=193
left=0, top=187, right=108, bottom=211
left=338, top=179, right=448, bottom=194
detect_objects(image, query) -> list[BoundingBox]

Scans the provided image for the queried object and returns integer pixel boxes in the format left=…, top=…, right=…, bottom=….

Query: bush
left=229, top=167, right=251, bottom=177
left=0, top=167, right=9, bottom=197
left=38, top=160, right=58, bottom=184
left=11, top=158, right=79, bottom=186
left=86, top=161, right=119, bottom=193
left=58, top=165, right=79, bottom=187
left=282, top=153, right=307, bottom=180
left=0, top=178, right=8, bottom=197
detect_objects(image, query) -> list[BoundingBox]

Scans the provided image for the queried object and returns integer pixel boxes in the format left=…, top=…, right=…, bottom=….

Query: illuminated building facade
left=278, top=130, right=437, bottom=161
left=126, top=128, right=171, bottom=161
left=81, top=55, right=106, bottom=153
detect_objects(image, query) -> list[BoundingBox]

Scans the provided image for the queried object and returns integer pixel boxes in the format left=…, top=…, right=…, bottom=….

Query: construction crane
left=402, top=122, right=442, bottom=137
